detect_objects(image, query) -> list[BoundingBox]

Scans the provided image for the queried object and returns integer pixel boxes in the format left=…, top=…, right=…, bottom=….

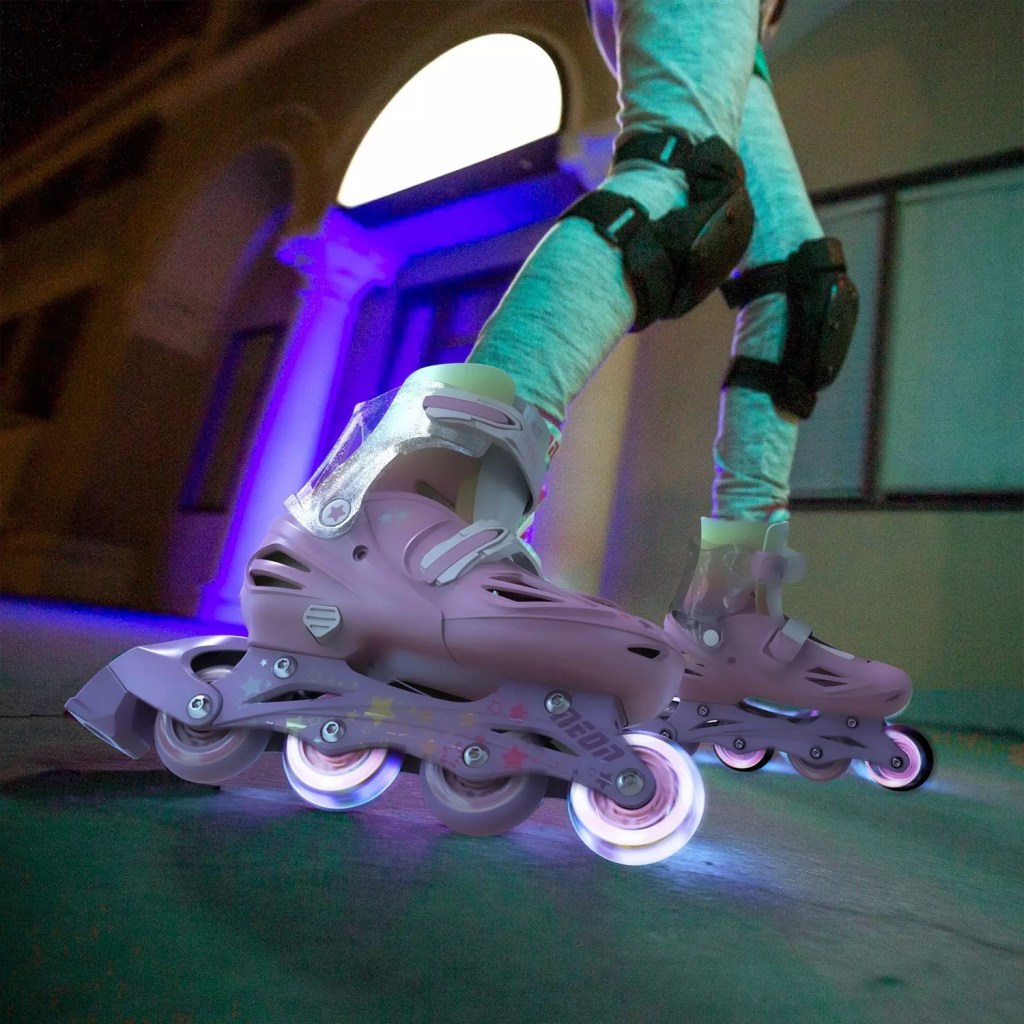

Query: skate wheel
left=567, top=733, right=705, bottom=866
left=153, top=661, right=270, bottom=784
left=713, top=744, right=774, bottom=772
left=283, top=738, right=402, bottom=811
left=420, top=733, right=547, bottom=836
left=863, top=725, right=933, bottom=791
left=787, top=753, right=850, bottom=782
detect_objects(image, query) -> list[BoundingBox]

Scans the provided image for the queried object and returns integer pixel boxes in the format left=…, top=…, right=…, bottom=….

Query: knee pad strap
left=721, top=237, right=859, bottom=419
left=559, top=133, right=754, bottom=331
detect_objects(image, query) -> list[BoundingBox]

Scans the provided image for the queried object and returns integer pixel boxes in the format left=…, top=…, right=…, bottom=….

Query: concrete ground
left=2, top=598, right=1022, bottom=1024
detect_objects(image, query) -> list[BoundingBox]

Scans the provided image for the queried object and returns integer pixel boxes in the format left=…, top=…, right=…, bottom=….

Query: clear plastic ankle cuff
left=285, top=378, right=551, bottom=540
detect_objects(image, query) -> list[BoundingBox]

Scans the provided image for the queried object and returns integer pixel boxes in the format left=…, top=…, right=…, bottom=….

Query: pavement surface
left=2, top=598, right=1022, bottom=1024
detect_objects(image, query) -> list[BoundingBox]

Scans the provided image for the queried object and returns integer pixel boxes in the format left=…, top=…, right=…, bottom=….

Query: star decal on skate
left=366, top=697, right=395, bottom=723
left=502, top=746, right=528, bottom=770
left=321, top=499, right=350, bottom=526
left=458, top=712, right=477, bottom=728
left=417, top=708, right=436, bottom=725
left=485, top=699, right=504, bottom=717
left=260, top=659, right=268, bottom=668
left=509, top=704, right=529, bottom=721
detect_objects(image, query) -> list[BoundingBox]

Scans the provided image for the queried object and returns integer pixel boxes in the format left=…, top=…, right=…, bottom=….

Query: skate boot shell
left=66, top=364, right=705, bottom=864
left=645, top=519, right=933, bottom=790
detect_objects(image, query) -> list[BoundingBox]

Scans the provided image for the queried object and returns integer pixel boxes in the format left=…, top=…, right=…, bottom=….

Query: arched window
left=338, top=34, right=563, bottom=207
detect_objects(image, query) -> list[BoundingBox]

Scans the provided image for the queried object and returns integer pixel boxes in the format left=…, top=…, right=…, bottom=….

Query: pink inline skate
left=66, top=364, right=704, bottom=864
left=644, top=518, right=933, bottom=790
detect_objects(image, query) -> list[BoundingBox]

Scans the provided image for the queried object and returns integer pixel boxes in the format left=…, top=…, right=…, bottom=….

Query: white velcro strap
left=765, top=617, right=812, bottom=664
left=420, top=520, right=533, bottom=584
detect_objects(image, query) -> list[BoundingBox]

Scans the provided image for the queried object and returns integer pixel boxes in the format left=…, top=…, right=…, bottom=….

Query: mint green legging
left=468, top=0, right=823, bottom=522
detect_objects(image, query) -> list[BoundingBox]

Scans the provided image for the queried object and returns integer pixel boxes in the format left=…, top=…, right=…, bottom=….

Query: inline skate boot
left=66, top=364, right=704, bottom=864
left=644, top=517, right=933, bottom=790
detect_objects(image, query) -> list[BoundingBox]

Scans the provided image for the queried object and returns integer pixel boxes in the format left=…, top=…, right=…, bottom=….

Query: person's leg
left=469, top=0, right=760, bottom=430
left=669, top=73, right=910, bottom=721
left=711, top=72, right=821, bottom=524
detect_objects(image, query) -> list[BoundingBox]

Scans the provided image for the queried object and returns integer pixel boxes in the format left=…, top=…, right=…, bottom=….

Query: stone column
left=201, top=210, right=401, bottom=623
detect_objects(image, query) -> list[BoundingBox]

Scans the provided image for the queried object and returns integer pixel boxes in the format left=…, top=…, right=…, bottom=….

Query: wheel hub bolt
left=891, top=756, right=904, bottom=770
left=273, top=657, right=297, bottom=679
left=545, top=692, right=571, bottom=715
left=810, top=746, right=824, bottom=760
left=463, top=745, right=489, bottom=767
left=734, top=738, right=747, bottom=751
left=616, top=770, right=645, bottom=796
left=321, top=720, right=344, bottom=743
left=187, top=695, right=212, bottom=720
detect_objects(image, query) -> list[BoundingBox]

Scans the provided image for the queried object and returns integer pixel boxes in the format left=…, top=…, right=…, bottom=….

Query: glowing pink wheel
left=283, top=737, right=402, bottom=811
left=567, top=733, right=705, bottom=865
left=863, top=725, right=933, bottom=791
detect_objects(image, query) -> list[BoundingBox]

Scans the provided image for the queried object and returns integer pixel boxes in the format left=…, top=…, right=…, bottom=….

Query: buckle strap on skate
left=420, top=519, right=539, bottom=585
left=750, top=549, right=806, bottom=586
left=764, top=617, right=812, bottom=664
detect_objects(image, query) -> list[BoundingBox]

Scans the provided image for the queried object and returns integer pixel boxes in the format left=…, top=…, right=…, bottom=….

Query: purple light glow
left=204, top=174, right=579, bottom=624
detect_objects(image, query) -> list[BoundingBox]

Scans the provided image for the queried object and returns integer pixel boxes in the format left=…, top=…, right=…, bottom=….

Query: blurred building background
left=1, top=0, right=1021, bottom=695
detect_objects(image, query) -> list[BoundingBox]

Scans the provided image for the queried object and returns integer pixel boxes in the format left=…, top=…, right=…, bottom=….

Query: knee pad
left=720, top=237, right=859, bottom=419
left=558, top=133, right=754, bottom=332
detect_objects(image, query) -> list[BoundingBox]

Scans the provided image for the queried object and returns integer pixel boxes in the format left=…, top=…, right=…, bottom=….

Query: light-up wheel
left=283, top=737, right=402, bottom=811
left=567, top=733, right=705, bottom=866
left=863, top=725, right=933, bottom=791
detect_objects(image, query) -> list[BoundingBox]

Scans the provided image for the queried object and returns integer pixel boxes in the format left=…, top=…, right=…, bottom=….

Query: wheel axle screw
left=616, top=770, right=645, bottom=796
left=187, top=695, right=212, bottom=720
left=734, top=738, right=747, bottom=751
left=273, top=657, right=297, bottom=679
left=463, top=745, right=489, bottom=767
left=891, top=756, right=904, bottom=770
left=810, top=746, right=824, bottom=760
left=545, top=692, right=571, bottom=715
left=697, top=704, right=710, bottom=717
left=321, top=720, right=344, bottom=743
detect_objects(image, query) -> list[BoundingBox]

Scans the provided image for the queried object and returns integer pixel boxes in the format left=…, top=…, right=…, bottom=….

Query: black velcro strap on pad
left=614, top=131, right=696, bottom=172
left=559, top=191, right=676, bottom=330
left=723, top=355, right=816, bottom=420
left=720, top=261, right=787, bottom=308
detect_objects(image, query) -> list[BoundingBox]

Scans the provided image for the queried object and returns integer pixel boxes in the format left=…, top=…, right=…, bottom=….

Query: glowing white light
left=338, top=34, right=562, bottom=207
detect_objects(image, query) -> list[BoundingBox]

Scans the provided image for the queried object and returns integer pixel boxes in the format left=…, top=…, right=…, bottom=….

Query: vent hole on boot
left=262, top=550, right=310, bottom=572
left=627, top=646, right=661, bottom=660
left=250, top=572, right=303, bottom=591
left=353, top=546, right=368, bottom=561
left=487, top=587, right=556, bottom=603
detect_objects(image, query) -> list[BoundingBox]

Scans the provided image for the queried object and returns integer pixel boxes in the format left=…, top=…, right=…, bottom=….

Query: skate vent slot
left=807, top=673, right=846, bottom=688
left=190, top=649, right=245, bottom=675
left=683, top=666, right=703, bottom=676
left=627, top=646, right=662, bottom=660
left=262, top=550, right=311, bottom=573
left=250, top=571, right=304, bottom=591
left=486, top=575, right=559, bottom=603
